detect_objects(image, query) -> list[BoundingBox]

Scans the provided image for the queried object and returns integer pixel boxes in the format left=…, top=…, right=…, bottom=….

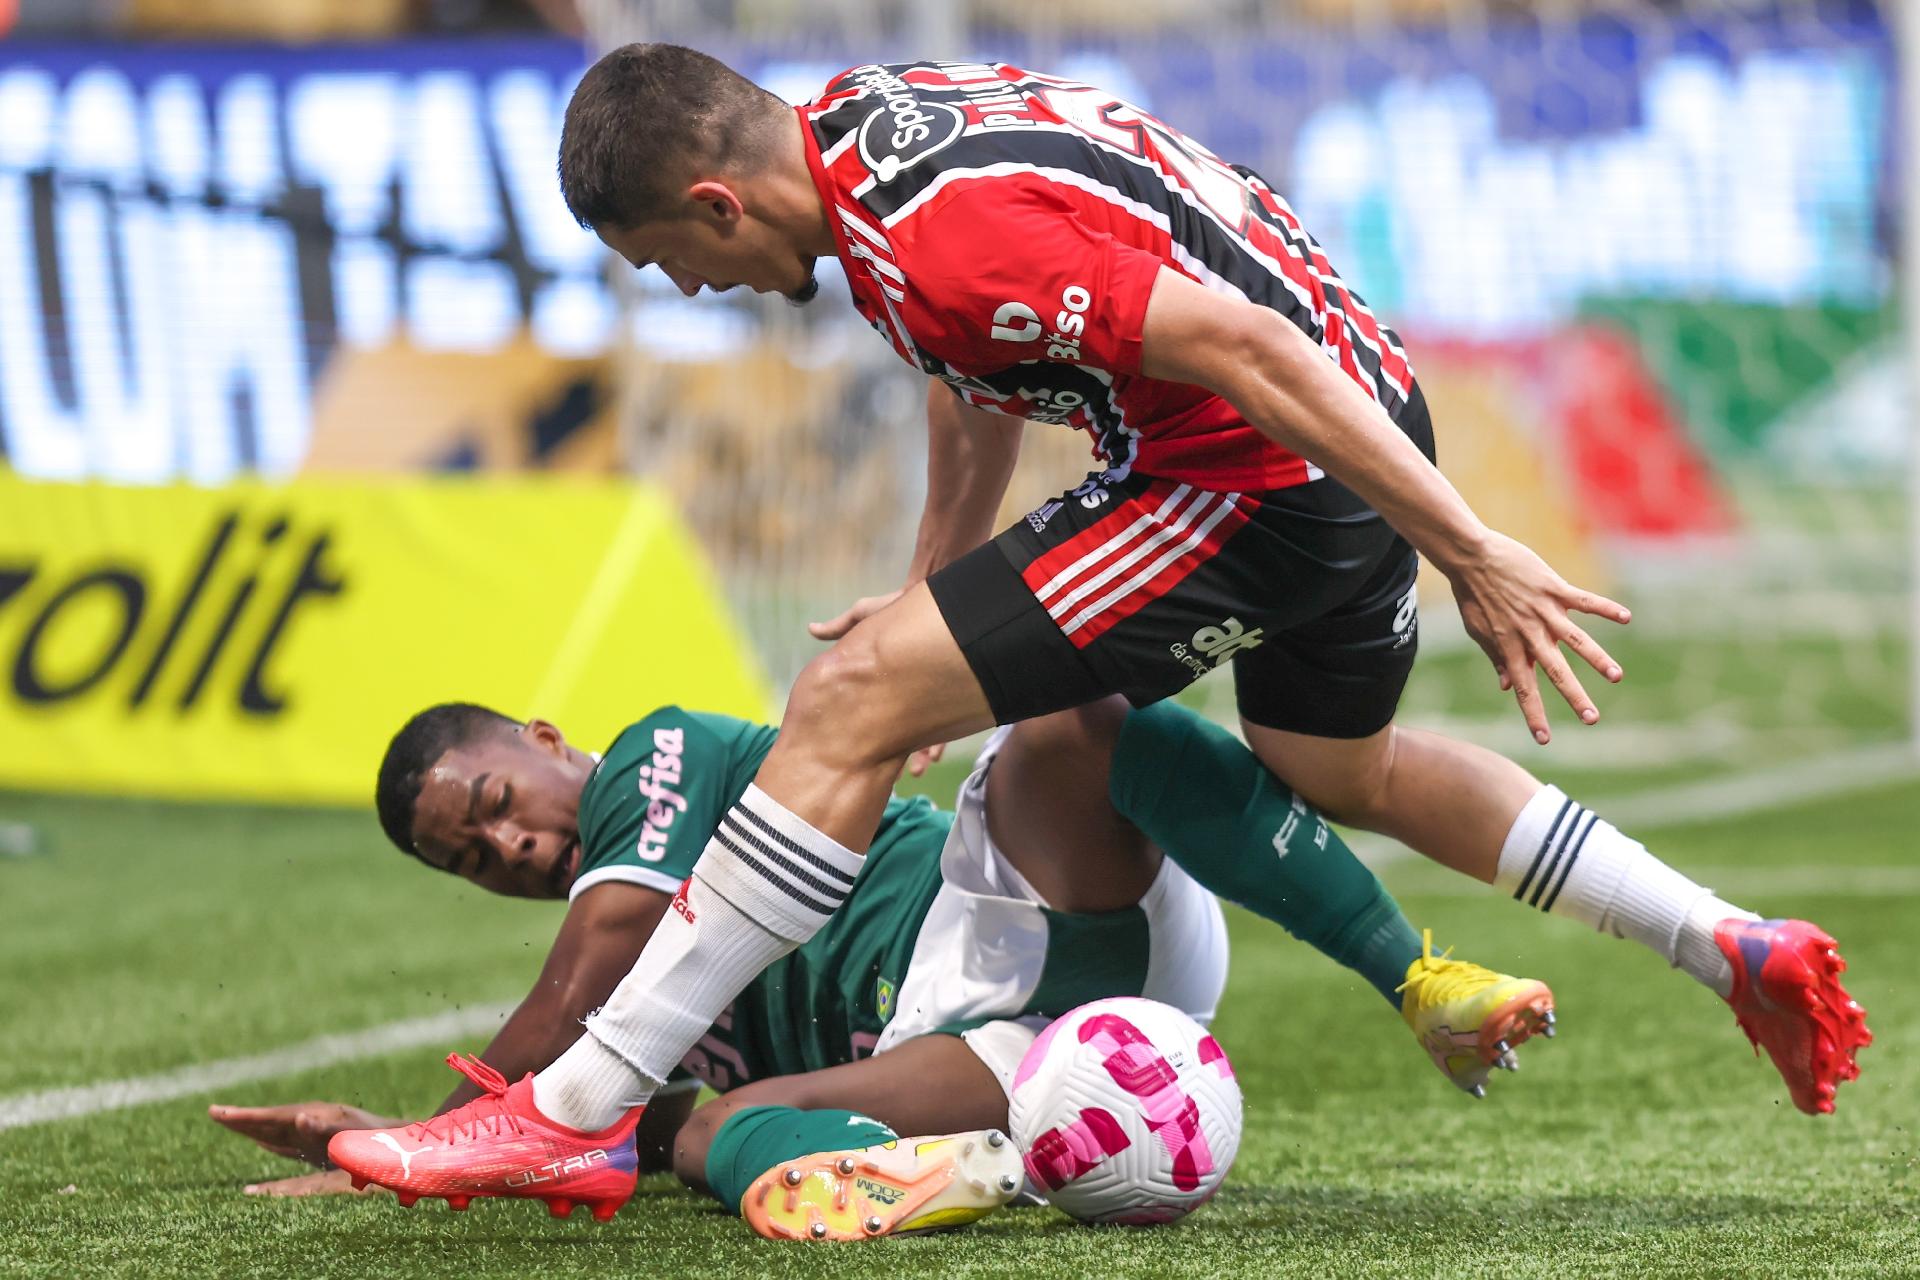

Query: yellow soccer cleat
left=1398, top=930, right=1557, bottom=1098
left=742, top=1128, right=1023, bottom=1242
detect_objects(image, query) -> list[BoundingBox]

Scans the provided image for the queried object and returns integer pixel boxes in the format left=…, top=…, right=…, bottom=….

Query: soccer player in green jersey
left=217, top=697, right=1545, bottom=1237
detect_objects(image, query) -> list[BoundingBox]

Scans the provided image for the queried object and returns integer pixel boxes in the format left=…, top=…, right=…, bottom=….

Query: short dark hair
left=558, top=42, right=789, bottom=230
left=375, top=703, right=518, bottom=860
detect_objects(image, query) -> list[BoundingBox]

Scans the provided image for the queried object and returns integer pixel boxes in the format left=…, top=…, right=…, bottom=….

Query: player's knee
left=785, top=635, right=904, bottom=763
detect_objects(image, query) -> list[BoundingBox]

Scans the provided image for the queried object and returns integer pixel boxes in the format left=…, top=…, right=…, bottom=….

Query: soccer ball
left=1008, top=997, right=1242, bottom=1226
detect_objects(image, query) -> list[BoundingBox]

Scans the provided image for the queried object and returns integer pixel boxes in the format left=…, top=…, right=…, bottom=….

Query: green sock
left=1110, top=703, right=1422, bottom=1007
left=704, top=1105, right=898, bottom=1215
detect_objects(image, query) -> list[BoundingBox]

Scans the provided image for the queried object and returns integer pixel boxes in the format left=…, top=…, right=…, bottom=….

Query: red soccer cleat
left=327, top=1053, right=642, bottom=1220
left=1715, top=918, right=1872, bottom=1116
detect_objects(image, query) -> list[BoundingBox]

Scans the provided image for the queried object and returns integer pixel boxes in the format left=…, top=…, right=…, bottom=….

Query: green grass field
left=1, top=767, right=1915, bottom=1278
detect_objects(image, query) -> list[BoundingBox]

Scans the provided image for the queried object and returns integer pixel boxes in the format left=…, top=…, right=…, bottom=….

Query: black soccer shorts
left=927, top=398, right=1435, bottom=739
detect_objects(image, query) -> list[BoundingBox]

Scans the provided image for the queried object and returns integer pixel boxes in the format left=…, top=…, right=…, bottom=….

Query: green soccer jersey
left=573, top=707, right=954, bottom=1091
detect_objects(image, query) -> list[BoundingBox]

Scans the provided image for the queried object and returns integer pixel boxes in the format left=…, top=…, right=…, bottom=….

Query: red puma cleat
left=328, top=1053, right=642, bottom=1220
left=1716, top=918, right=1872, bottom=1116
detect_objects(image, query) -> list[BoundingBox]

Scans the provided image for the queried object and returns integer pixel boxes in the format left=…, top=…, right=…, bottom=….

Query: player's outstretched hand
left=207, top=1101, right=395, bottom=1168
left=1443, top=530, right=1630, bottom=744
left=244, top=1169, right=380, bottom=1198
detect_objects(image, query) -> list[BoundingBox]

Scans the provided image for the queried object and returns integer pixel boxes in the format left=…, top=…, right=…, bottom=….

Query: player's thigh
left=987, top=698, right=1160, bottom=913
left=1232, top=541, right=1421, bottom=821
left=782, top=580, right=995, bottom=765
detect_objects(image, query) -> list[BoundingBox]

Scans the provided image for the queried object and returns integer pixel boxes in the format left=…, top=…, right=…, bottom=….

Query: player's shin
left=1493, top=785, right=1755, bottom=996
left=532, top=785, right=864, bottom=1132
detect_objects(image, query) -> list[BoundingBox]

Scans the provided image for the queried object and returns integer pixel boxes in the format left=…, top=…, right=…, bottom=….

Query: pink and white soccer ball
left=1008, top=997, right=1242, bottom=1225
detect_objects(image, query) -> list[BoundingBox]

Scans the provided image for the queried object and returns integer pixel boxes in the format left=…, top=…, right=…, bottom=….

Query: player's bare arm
left=908, top=381, right=1025, bottom=583
left=808, top=383, right=1020, bottom=636
left=1137, top=264, right=1630, bottom=744
left=431, top=882, right=669, bottom=1113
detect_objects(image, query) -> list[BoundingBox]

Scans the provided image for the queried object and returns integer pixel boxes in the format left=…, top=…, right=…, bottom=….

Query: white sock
left=1494, top=786, right=1758, bottom=998
left=532, top=785, right=863, bottom=1131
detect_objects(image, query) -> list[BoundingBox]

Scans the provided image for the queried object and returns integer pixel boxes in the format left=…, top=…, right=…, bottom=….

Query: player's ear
left=687, top=179, right=744, bottom=225
left=523, top=718, right=567, bottom=756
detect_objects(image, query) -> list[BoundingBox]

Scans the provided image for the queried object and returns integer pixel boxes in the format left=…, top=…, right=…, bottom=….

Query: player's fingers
left=1507, top=660, right=1552, bottom=744
left=246, top=1170, right=366, bottom=1197
left=1565, top=587, right=1631, bottom=626
left=806, top=607, right=859, bottom=641
left=906, top=748, right=931, bottom=777
left=1562, top=625, right=1623, bottom=683
left=1537, top=648, right=1598, bottom=725
left=923, top=741, right=947, bottom=765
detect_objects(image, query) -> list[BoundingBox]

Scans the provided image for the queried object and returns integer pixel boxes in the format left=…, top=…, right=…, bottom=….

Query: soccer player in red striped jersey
left=331, top=47, right=1868, bottom=1208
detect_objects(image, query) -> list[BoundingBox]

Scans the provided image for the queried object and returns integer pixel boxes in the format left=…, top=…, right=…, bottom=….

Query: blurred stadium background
left=0, top=0, right=1911, bottom=808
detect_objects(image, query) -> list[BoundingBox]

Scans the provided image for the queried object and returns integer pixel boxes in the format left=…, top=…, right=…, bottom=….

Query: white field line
left=0, top=1002, right=514, bottom=1133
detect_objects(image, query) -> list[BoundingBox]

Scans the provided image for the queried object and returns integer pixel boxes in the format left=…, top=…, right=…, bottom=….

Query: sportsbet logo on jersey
left=0, top=472, right=769, bottom=804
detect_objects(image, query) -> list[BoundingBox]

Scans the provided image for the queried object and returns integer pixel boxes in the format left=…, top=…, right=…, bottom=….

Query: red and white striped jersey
left=798, top=60, right=1418, bottom=493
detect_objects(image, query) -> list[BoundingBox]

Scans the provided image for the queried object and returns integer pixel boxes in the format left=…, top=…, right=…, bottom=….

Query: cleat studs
left=986, top=1130, right=1006, bottom=1149
left=349, top=1175, right=368, bottom=1192
left=809, top=1221, right=829, bottom=1240
left=1495, top=1040, right=1510, bottom=1055
left=547, top=1198, right=574, bottom=1219
left=446, top=1195, right=469, bottom=1212
left=835, top=1157, right=856, bottom=1176
left=1470, top=1083, right=1486, bottom=1099
left=591, top=1201, right=619, bottom=1223
left=864, top=1216, right=885, bottom=1235
left=998, top=1174, right=1019, bottom=1193
left=784, top=1168, right=804, bottom=1187
left=396, top=1192, right=418, bottom=1208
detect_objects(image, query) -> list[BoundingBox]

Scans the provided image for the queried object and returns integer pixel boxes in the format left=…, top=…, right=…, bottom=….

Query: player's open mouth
left=553, top=838, right=581, bottom=893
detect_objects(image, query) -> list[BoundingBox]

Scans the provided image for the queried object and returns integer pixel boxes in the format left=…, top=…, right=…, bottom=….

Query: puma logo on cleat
left=370, top=1133, right=431, bottom=1182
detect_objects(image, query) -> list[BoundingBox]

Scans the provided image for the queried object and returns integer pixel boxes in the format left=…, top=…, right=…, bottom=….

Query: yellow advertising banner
left=0, top=473, right=771, bottom=805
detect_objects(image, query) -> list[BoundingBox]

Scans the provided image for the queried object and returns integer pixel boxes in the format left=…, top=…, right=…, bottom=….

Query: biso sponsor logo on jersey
left=852, top=65, right=966, bottom=184
left=635, top=726, right=688, bottom=862
left=1046, top=285, right=1093, bottom=362
left=1169, top=617, right=1265, bottom=678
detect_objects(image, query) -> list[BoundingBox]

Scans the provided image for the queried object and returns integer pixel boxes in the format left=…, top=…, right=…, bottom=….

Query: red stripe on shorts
left=1018, top=479, right=1186, bottom=603
left=1060, top=493, right=1255, bottom=649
